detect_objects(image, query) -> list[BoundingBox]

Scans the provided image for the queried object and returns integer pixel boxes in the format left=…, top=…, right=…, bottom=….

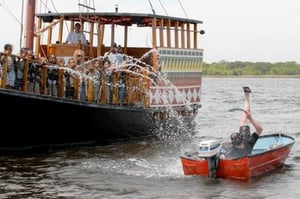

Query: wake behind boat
left=0, top=1, right=205, bottom=150
left=180, top=133, right=295, bottom=180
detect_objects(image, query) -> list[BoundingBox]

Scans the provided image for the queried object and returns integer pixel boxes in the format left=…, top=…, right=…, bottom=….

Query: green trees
left=203, top=61, right=300, bottom=76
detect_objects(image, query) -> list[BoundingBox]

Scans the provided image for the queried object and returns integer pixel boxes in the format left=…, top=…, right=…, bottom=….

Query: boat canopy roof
left=35, top=12, right=203, bottom=27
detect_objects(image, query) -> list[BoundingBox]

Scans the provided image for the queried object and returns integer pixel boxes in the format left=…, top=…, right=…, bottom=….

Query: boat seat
left=251, top=148, right=266, bottom=155
left=269, top=143, right=283, bottom=149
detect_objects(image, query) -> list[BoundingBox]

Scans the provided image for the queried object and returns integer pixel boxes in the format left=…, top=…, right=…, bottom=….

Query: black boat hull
left=1, top=89, right=196, bottom=149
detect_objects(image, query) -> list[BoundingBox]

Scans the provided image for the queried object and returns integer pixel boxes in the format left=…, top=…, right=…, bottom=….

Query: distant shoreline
left=203, top=75, right=300, bottom=78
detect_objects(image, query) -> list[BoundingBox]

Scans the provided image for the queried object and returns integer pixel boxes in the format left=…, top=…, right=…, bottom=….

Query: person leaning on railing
left=15, top=47, right=29, bottom=91
left=64, top=57, right=77, bottom=99
left=1, top=43, right=17, bottom=89
left=47, top=54, right=59, bottom=97
left=27, top=51, right=42, bottom=94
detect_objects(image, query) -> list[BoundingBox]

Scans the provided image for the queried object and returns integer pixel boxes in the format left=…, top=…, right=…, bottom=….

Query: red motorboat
left=180, top=133, right=295, bottom=180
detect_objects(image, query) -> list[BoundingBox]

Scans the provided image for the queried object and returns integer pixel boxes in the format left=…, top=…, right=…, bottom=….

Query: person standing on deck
left=91, top=59, right=102, bottom=102
left=15, top=47, right=29, bottom=90
left=102, top=59, right=113, bottom=104
left=27, top=51, right=41, bottom=94
left=47, top=54, right=59, bottom=96
left=65, top=23, right=87, bottom=45
left=65, top=57, right=77, bottom=99
left=1, top=44, right=17, bottom=89
left=73, top=49, right=87, bottom=101
left=105, top=43, right=127, bottom=104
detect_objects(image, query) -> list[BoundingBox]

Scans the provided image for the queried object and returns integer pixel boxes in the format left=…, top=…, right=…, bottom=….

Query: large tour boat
left=0, top=0, right=205, bottom=150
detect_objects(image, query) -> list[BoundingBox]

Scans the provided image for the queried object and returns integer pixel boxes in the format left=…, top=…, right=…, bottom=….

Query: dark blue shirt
left=226, top=133, right=259, bottom=159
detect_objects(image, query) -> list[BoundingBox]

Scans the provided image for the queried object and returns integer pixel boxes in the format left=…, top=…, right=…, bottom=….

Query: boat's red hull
left=181, top=135, right=295, bottom=180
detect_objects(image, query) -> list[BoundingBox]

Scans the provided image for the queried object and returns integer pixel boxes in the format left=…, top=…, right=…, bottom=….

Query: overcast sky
left=1, top=0, right=300, bottom=63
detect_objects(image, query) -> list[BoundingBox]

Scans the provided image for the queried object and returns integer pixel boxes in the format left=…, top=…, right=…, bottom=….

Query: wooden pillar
left=57, top=68, right=64, bottom=97
left=159, top=18, right=164, bottom=47
left=24, top=0, right=36, bottom=50
left=97, top=21, right=101, bottom=56
left=58, top=19, right=64, bottom=44
left=152, top=17, right=157, bottom=48
left=186, top=22, right=190, bottom=49
left=35, top=18, right=42, bottom=57
left=97, top=23, right=105, bottom=56
left=181, top=23, right=185, bottom=48
left=89, top=22, right=94, bottom=58
left=40, top=65, right=47, bottom=95
left=47, top=27, right=52, bottom=45
left=111, top=23, right=115, bottom=47
left=0, top=53, right=8, bottom=88
left=112, top=72, right=118, bottom=104
left=193, top=23, right=198, bottom=49
left=100, top=77, right=106, bottom=103
left=70, top=21, right=75, bottom=31
left=124, top=26, right=128, bottom=54
left=74, top=77, right=80, bottom=100
left=167, top=19, right=171, bottom=48
left=152, top=49, right=159, bottom=72
left=174, top=21, right=179, bottom=48
left=87, top=78, right=94, bottom=102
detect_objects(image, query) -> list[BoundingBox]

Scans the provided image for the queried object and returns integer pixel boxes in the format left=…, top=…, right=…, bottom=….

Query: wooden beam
left=193, top=23, right=198, bottom=49
left=89, top=22, right=94, bottom=57
left=34, top=17, right=64, bottom=36
left=186, top=22, right=190, bottom=49
left=159, top=18, right=164, bottom=47
left=167, top=19, right=171, bottom=48
left=174, top=21, right=179, bottom=48
left=47, top=27, right=52, bottom=46
left=97, top=22, right=102, bottom=56
left=35, top=17, right=42, bottom=56
left=181, top=23, right=185, bottom=48
left=152, top=17, right=157, bottom=48
left=58, top=19, right=63, bottom=44
left=124, top=26, right=128, bottom=54
left=111, top=23, right=115, bottom=47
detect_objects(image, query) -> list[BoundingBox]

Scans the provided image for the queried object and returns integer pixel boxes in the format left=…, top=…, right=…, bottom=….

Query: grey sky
left=1, top=0, right=299, bottom=63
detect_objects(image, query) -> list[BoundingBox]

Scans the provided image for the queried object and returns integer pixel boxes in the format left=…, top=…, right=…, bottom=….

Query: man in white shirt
left=66, top=23, right=87, bottom=45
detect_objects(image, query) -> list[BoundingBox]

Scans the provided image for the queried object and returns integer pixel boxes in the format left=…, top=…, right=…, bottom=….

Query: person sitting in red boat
left=220, top=87, right=263, bottom=159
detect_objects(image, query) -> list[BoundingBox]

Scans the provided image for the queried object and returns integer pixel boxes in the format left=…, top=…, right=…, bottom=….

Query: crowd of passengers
left=0, top=43, right=132, bottom=104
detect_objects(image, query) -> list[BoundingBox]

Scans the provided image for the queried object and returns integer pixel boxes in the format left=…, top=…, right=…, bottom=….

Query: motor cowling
left=198, top=139, right=222, bottom=158
left=198, top=139, right=223, bottom=177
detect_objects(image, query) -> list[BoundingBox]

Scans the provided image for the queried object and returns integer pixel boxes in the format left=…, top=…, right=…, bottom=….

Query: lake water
left=0, top=77, right=299, bottom=198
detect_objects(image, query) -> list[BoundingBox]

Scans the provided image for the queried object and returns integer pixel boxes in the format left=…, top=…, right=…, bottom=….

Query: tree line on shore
left=203, top=61, right=300, bottom=76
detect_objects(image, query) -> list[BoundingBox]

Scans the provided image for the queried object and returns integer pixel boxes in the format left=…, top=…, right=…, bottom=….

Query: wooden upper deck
left=34, top=12, right=204, bottom=59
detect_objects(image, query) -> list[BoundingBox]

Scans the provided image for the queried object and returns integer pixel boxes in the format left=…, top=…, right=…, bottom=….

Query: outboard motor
left=198, top=139, right=223, bottom=177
